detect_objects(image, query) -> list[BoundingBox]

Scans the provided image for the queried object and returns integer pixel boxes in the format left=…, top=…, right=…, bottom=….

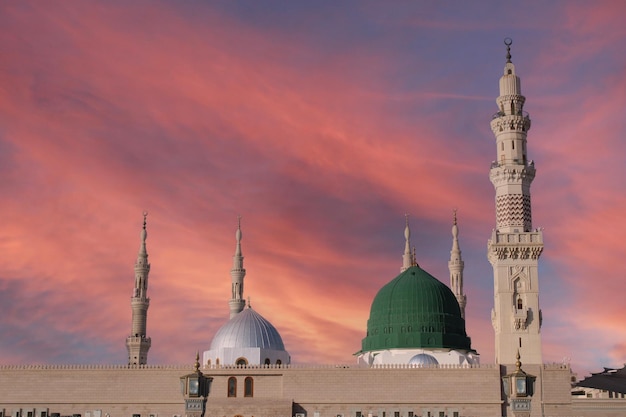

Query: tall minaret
left=449, top=210, right=466, bottom=319
left=126, top=212, right=152, bottom=365
left=488, top=39, right=543, bottom=365
left=228, top=216, right=246, bottom=319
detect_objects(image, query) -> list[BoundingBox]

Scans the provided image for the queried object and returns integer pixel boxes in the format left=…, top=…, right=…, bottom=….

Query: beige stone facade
left=0, top=363, right=582, bottom=417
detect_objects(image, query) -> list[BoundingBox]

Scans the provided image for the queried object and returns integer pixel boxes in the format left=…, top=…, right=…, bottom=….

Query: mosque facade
left=0, top=43, right=623, bottom=417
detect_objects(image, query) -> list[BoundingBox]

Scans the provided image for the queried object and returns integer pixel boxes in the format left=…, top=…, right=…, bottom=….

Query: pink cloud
left=0, top=1, right=625, bottom=377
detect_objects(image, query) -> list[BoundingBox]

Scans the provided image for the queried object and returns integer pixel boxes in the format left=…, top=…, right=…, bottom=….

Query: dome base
left=356, top=348, right=479, bottom=366
left=203, top=347, right=290, bottom=367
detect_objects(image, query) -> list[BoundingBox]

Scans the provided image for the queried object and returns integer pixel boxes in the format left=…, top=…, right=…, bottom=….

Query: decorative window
left=276, top=359, right=282, bottom=365
left=244, top=377, right=254, bottom=397
left=227, top=377, right=237, bottom=397
left=517, top=298, right=523, bottom=310
left=236, top=357, right=248, bottom=366
left=264, top=358, right=271, bottom=365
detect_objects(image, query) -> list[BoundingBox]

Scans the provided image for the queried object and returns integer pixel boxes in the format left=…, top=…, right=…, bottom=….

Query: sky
left=0, top=0, right=625, bottom=379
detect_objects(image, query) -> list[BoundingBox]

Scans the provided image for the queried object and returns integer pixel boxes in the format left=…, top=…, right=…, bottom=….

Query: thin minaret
left=228, top=216, right=246, bottom=319
left=401, top=214, right=413, bottom=272
left=449, top=210, right=466, bottom=319
left=488, top=39, right=543, bottom=365
left=126, top=212, right=152, bottom=365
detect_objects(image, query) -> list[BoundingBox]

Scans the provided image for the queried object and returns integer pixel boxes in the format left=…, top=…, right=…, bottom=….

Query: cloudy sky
left=0, top=1, right=625, bottom=378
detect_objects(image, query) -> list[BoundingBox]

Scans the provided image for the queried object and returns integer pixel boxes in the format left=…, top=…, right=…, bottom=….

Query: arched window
left=276, top=359, right=282, bottom=366
left=244, top=377, right=254, bottom=397
left=235, top=357, right=248, bottom=367
left=207, top=359, right=211, bottom=367
left=517, top=298, right=523, bottom=310
left=227, top=377, right=237, bottom=397
left=264, top=358, right=270, bottom=365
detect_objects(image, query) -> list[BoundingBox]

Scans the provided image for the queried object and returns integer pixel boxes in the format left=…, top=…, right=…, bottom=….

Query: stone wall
left=0, top=364, right=578, bottom=417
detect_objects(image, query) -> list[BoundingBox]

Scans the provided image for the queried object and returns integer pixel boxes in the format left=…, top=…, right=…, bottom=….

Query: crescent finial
left=504, top=38, right=513, bottom=63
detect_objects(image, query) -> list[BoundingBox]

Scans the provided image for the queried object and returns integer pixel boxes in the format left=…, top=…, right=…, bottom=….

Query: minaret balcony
left=127, top=335, right=152, bottom=344
left=490, top=112, right=531, bottom=134
left=490, top=230, right=543, bottom=244
left=490, top=158, right=534, bottom=168
left=513, top=308, right=529, bottom=330
left=488, top=230, right=544, bottom=262
left=492, top=110, right=529, bottom=120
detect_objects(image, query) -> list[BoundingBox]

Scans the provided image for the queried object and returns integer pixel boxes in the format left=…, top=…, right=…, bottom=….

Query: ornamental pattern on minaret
left=488, top=39, right=535, bottom=234
left=126, top=212, right=152, bottom=366
left=229, top=216, right=246, bottom=319
left=448, top=210, right=466, bottom=319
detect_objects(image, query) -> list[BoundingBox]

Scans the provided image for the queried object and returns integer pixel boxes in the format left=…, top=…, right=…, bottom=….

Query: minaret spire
left=126, top=212, right=152, bottom=365
left=229, top=216, right=246, bottom=319
left=449, top=209, right=466, bottom=319
left=401, top=214, right=413, bottom=272
left=488, top=39, right=544, bottom=365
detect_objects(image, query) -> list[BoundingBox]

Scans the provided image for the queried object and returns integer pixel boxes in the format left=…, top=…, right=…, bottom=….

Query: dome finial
left=504, top=38, right=513, bottom=63
left=515, top=349, right=522, bottom=371
left=401, top=214, right=413, bottom=272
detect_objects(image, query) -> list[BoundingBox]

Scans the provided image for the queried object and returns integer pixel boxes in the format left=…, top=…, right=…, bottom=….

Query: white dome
left=210, top=307, right=286, bottom=351
left=408, top=353, right=439, bottom=366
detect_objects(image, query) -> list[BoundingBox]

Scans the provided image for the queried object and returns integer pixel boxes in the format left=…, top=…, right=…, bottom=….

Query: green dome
left=361, top=265, right=472, bottom=352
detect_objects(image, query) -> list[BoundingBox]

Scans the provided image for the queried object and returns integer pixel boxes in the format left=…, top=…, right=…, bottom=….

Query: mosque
left=0, top=42, right=623, bottom=417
